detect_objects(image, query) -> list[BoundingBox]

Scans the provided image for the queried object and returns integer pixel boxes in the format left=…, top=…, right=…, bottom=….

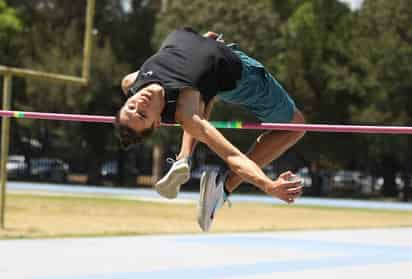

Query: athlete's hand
left=264, top=171, right=303, bottom=204
left=203, top=31, right=224, bottom=43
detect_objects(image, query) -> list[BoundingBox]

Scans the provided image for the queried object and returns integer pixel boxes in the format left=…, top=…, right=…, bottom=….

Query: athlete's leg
left=176, top=131, right=198, bottom=160
left=154, top=127, right=199, bottom=199
left=225, top=109, right=306, bottom=193
left=155, top=99, right=216, bottom=199
left=197, top=110, right=305, bottom=231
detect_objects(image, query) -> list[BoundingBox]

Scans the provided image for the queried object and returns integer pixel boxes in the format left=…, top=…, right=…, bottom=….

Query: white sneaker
left=197, top=169, right=229, bottom=232
left=154, top=158, right=191, bottom=199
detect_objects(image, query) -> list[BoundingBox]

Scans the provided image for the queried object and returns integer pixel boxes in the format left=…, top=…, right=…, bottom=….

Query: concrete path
left=2, top=182, right=412, bottom=279
left=1, top=228, right=411, bottom=279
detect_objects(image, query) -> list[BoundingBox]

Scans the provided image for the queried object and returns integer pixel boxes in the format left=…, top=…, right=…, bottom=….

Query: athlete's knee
left=260, top=109, right=306, bottom=141
left=291, top=109, right=306, bottom=140
left=292, top=109, right=305, bottom=124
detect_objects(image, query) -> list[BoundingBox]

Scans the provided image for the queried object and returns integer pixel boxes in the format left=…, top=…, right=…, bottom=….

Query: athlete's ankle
left=218, top=168, right=232, bottom=197
left=176, top=154, right=192, bottom=161
left=224, top=185, right=231, bottom=197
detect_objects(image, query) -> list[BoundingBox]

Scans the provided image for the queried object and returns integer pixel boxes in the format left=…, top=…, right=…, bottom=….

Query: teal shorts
left=218, top=44, right=296, bottom=123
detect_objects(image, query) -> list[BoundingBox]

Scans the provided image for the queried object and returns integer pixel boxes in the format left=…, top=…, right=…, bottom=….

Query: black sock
left=219, top=169, right=231, bottom=197
left=224, top=185, right=231, bottom=197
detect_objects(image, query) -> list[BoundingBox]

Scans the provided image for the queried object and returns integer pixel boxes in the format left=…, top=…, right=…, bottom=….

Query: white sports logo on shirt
left=142, top=71, right=153, bottom=78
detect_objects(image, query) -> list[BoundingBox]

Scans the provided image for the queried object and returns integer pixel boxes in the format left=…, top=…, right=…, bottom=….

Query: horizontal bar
left=0, top=65, right=87, bottom=85
left=2, top=110, right=412, bottom=134
left=244, top=123, right=412, bottom=135
left=0, top=110, right=114, bottom=123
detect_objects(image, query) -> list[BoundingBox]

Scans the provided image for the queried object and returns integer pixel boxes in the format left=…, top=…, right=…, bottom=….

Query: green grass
left=1, top=193, right=411, bottom=239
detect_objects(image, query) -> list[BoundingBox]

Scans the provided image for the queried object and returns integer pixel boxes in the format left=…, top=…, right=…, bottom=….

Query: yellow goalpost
left=0, top=0, right=96, bottom=229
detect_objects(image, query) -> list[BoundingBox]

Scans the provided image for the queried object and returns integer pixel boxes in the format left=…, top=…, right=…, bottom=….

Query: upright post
left=82, top=0, right=96, bottom=82
left=0, top=74, right=12, bottom=229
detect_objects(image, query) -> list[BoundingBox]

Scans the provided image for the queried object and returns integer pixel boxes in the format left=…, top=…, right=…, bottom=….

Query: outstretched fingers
left=279, top=186, right=303, bottom=204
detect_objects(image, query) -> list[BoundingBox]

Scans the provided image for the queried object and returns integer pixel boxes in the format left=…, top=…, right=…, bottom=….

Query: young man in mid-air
left=116, top=27, right=305, bottom=231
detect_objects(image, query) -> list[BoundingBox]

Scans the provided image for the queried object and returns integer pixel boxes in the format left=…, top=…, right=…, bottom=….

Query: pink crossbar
left=243, top=123, right=412, bottom=134
left=2, top=110, right=412, bottom=134
left=0, top=110, right=115, bottom=123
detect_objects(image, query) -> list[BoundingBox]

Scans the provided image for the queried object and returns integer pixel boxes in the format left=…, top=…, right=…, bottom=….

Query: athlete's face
left=118, top=84, right=164, bottom=133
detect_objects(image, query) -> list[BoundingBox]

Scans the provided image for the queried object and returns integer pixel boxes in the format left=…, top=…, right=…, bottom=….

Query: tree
left=7, top=1, right=129, bottom=185
left=348, top=0, right=412, bottom=197
left=275, top=0, right=356, bottom=165
left=154, top=0, right=281, bottom=64
left=268, top=1, right=364, bottom=196
left=272, top=0, right=310, bottom=22
left=0, top=0, right=22, bottom=65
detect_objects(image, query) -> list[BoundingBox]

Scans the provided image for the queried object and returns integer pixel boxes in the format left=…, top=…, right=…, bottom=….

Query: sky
left=339, top=0, right=364, bottom=10
left=122, top=0, right=365, bottom=13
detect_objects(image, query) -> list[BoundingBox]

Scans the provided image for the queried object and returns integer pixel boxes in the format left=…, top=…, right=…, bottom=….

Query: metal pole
left=0, top=75, right=12, bottom=229
left=0, top=0, right=96, bottom=86
left=82, top=0, right=95, bottom=82
left=0, top=65, right=87, bottom=85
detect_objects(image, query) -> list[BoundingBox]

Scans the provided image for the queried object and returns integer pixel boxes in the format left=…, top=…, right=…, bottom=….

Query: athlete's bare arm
left=175, top=88, right=302, bottom=203
left=121, top=71, right=139, bottom=95
left=177, top=96, right=218, bottom=160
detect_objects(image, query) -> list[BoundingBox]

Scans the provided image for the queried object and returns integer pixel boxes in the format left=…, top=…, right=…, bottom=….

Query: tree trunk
left=381, top=158, right=398, bottom=198
left=309, top=161, right=323, bottom=197
left=116, top=147, right=125, bottom=186
left=152, top=144, right=163, bottom=184
left=87, top=158, right=101, bottom=185
left=401, top=174, right=411, bottom=202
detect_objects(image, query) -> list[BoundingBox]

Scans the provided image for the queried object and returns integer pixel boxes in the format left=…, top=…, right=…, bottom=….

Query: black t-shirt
left=127, top=27, right=242, bottom=123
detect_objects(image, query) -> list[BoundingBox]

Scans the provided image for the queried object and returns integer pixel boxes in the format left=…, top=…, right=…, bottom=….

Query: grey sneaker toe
left=154, top=158, right=191, bottom=199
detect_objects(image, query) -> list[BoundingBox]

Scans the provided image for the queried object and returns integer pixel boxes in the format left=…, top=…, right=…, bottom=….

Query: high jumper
left=116, top=27, right=304, bottom=231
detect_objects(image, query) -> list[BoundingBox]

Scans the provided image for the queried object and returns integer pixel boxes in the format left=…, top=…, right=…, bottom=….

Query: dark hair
left=114, top=110, right=154, bottom=150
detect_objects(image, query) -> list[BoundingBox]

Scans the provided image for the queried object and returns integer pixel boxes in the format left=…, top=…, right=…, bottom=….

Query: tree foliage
left=0, top=0, right=22, bottom=64
left=347, top=0, right=412, bottom=196
left=0, top=0, right=21, bottom=36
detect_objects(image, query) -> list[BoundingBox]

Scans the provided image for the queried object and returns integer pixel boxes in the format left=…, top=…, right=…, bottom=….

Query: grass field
left=1, top=194, right=412, bottom=239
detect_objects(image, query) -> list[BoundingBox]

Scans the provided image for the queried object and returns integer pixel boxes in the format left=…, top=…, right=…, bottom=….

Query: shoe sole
left=197, top=170, right=217, bottom=232
left=154, top=165, right=190, bottom=199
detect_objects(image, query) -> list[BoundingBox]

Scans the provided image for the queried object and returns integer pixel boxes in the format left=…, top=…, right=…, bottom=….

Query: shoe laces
left=166, top=156, right=192, bottom=168
left=166, top=157, right=176, bottom=165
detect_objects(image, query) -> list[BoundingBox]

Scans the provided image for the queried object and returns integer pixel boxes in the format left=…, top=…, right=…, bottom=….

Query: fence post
left=0, top=74, right=12, bottom=229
